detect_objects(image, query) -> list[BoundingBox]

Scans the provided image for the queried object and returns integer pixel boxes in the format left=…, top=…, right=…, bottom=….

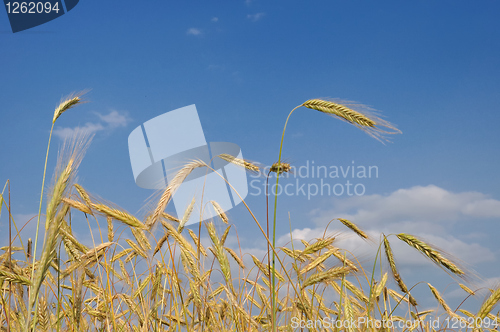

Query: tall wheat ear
left=30, top=131, right=92, bottom=310
left=383, top=235, right=418, bottom=306
left=477, top=286, right=500, bottom=319
left=149, top=159, right=207, bottom=228
left=52, top=90, right=89, bottom=124
left=302, top=98, right=401, bottom=143
left=396, top=233, right=465, bottom=276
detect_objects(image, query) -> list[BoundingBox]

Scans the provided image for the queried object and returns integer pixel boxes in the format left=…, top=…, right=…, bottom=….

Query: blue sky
left=1, top=0, right=500, bottom=309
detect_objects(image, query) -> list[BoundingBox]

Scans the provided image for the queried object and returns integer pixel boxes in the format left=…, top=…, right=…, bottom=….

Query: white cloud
left=96, top=110, right=130, bottom=128
left=54, top=110, right=131, bottom=140
left=275, top=185, right=500, bottom=271
left=310, top=185, right=500, bottom=227
left=211, top=17, right=219, bottom=23
left=186, top=28, right=202, bottom=36
left=247, top=12, right=265, bottom=22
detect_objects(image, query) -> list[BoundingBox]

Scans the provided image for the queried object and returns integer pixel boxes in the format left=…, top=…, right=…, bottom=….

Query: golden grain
left=383, top=235, right=417, bottom=306
left=477, top=286, right=500, bottom=319
left=52, top=91, right=87, bottom=124
left=217, top=153, right=260, bottom=174
left=397, top=233, right=464, bottom=276
left=302, top=98, right=401, bottom=142
left=150, top=160, right=207, bottom=227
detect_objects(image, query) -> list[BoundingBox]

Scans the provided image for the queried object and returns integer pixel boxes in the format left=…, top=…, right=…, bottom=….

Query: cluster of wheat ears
left=0, top=93, right=499, bottom=332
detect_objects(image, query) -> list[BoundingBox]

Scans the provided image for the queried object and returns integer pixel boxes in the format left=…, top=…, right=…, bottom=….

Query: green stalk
left=367, top=238, right=384, bottom=332
left=271, top=104, right=302, bottom=332
left=26, top=122, right=55, bottom=331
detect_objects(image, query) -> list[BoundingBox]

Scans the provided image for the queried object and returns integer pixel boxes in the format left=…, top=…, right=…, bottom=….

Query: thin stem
left=367, top=236, right=384, bottom=332
left=8, top=181, right=11, bottom=332
left=271, top=104, right=302, bottom=331
left=265, top=170, right=273, bottom=326
left=27, top=122, right=55, bottom=331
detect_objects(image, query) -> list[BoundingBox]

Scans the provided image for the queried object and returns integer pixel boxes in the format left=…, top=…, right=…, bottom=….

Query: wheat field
left=0, top=93, right=498, bottom=332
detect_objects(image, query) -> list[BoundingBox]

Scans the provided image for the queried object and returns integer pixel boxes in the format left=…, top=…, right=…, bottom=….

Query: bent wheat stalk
left=383, top=235, right=417, bottom=306
left=270, top=98, right=401, bottom=331
left=149, top=160, right=207, bottom=228
left=477, top=287, right=500, bottom=319
left=396, top=233, right=464, bottom=276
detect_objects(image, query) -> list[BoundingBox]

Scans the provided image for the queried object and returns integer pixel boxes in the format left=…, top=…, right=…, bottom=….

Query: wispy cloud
left=96, top=110, right=130, bottom=128
left=211, top=17, right=219, bottom=23
left=247, top=12, right=265, bottom=22
left=207, top=64, right=225, bottom=71
left=54, top=110, right=131, bottom=140
left=186, top=28, right=202, bottom=36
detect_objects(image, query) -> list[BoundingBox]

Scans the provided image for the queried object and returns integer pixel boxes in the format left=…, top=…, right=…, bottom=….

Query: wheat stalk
left=302, top=98, right=401, bottom=142
left=52, top=91, right=87, bottom=124
left=62, top=197, right=92, bottom=214
left=207, top=221, right=233, bottom=288
left=328, top=247, right=358, bottom=272
left=0, top=269, right=31, bottom=285
left=91, top=203, right=146, bottom=229
left=37, top=296, right=49, bottom=331
left=210, top=200, right=229, bottom=224
left=383, top=235, right=417, bottom=306
left=187, top=229, right=207, bottom=257
left=179, top=196, right=196, bottom=232
left=428, top=283, right=460, bottom=318
left=300, top=248, right=335, bottom=274
left=397, top=233, right=464, bottom=276
left=153, top=233, right=169, bottom=256
left=344, top=280, right=369, bottom=303
left=459, top=283, right=475, bottom=296
left=216, top=153, right=260, bottom=173
left=477, top=286, right=500, bottom=319
left=302, top=237, right=336, bottom=255
left=224, top=247, right=245, bottom=270
left=302, top=267, right=351, bottom=288
left=162, top=212, right=180, bottom=223
left=303, top=99, right=376, bottom=126
left=338, top=218, right=368, bottom=240
left=150, top=160, right=207, bottom=227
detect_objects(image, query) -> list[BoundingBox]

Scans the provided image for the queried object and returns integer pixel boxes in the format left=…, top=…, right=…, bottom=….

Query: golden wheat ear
left=302, top=98, right=401, bottom=143
left=216, top=153, right=260, bottom=174
left=52, top=90, right=89, bottom=124
left=383, top=235, right=417, bottom=306
left=149, top=159, right=207, bottom=228
left=396, top=233, right=465, bottom=276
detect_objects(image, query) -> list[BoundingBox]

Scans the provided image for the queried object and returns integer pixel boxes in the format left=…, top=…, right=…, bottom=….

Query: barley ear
left=178, top=196, right=196, bottom=233
left=428, top=283, right=460, bottom=318
left=150, top=159, right=207, bottom=227
left=302, top=98, right=401, bottom=142
left=217, top=153, right=260, bottom=173
left=383, top=235, right=417, bottom=306
left=337, top=218, right=368, bottom=240
left=210, top=200, right=229, bottom=224
left=477, top=286, right=500, bottom=319
left=53, top=91, right=88, bottom=124
left=397, top=233, right=465, bottom=276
